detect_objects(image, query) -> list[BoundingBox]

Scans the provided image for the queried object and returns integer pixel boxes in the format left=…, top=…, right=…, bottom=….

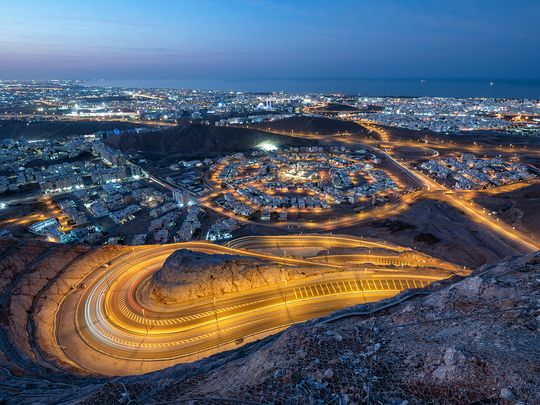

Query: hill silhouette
left=104, top=123, right=317, bottom=158
left=251, top=115, right=369, bottom=136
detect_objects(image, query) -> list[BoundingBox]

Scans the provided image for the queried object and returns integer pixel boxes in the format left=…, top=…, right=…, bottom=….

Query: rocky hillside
left=251, top=116, right=369, bottom=136
left=104, top=123, right=316, bottom=158
left=1, top=239, right=538, bottom=404
left=149, top=250, right=281, bottom=304
left=146, top=249, right=334, bottom=304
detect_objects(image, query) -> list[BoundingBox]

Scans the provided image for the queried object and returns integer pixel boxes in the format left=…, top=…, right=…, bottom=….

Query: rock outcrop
left=251, top=115, right=369, bottom=136
left=147, top=249, right=322, bottom=304
left=104, top=123, right=316, bottom=158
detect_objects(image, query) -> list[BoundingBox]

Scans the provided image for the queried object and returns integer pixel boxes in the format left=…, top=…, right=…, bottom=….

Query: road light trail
left=57, top=236, right=457, bottom=375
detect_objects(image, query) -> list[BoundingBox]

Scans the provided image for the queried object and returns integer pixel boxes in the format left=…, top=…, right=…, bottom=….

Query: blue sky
left=1, top=0, right=539, bottom=80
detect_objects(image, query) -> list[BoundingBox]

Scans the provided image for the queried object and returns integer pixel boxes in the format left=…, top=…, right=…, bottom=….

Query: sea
left=85, top=78, right=540, bottom=99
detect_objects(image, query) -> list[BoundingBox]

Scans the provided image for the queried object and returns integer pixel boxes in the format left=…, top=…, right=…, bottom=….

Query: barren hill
left=252, top=115, right=369, bottom=136
left=314, top=102, right=361, bottom=112
left=146, top=249, right=333, bottom=304
left=104, top=123, right=316, bottom=158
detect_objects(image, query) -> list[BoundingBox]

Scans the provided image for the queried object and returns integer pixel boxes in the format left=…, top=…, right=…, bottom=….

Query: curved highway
left=363, top=124, right=540, bottom=252
left=56, top=236, right=454, bottom=375
left=225, top=234, right=411, bottom=252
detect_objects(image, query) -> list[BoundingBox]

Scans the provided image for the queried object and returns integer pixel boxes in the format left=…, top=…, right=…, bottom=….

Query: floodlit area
left=257, top=141, right=278, bottom=151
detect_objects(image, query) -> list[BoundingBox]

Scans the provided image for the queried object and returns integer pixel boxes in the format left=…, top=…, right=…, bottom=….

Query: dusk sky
left=1, top=0, right=539, bottom=81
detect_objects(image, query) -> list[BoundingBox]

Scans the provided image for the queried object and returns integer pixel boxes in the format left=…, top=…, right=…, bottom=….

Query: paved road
left=56, top=236, right=452, bottom=375
left=225, top=234, right=411, bottom=252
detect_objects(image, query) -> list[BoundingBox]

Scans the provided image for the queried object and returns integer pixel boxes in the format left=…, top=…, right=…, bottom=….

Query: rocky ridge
left=104, top=123, right=316, bottom=159
left=146, top=249, right=329, bottom=304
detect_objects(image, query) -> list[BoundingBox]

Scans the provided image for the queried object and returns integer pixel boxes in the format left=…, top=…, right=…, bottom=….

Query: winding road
left=56, top=235, right=455, bottom=375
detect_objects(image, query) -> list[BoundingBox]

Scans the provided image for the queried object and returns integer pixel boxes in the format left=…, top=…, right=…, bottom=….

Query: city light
left=0, top=79, right=538, bottom=396
left=0, top=2, right=538, bottom=402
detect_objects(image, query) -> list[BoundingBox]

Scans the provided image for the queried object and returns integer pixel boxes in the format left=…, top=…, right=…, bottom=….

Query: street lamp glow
left=257, top=142, right=278, bottom=152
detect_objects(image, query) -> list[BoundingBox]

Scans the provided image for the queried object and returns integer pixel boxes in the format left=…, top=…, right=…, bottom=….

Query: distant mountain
left=251, top=115, right=369, bottom=136
left=104, top=123, right=317, bottom=158
left=312, top=102, right=362, bottom=112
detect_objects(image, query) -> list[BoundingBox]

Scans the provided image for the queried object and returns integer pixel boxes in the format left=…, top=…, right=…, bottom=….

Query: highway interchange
left=363, top=124, right=540, bottom=252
